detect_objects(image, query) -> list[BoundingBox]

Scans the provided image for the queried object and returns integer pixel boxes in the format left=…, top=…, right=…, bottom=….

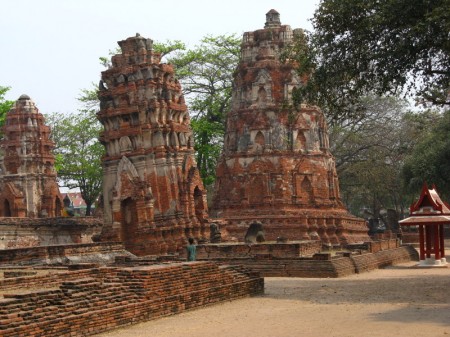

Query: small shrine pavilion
left=399, top=184, right=448, bottom=266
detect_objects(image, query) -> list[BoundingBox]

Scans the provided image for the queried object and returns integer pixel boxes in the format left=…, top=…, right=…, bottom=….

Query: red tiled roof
left=410, top=183, right=450, bottom=215
left=61, top=192, right=86, bottom=208
left=400, top=183, right=450, bottom=226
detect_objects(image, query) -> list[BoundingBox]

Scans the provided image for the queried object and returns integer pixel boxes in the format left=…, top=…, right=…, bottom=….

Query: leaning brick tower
left=0, top=95, right=62, bottom=218
left=211, top=10, right=369, bottom=245
left=97, top=34, right=208, bottom=255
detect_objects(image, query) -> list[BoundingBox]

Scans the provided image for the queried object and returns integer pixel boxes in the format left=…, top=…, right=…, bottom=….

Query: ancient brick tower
left=211, top=10, right=369, bottom=245
left=98, top=34, right=208, bottom=255
left=0, top=95, right=62, bottom=218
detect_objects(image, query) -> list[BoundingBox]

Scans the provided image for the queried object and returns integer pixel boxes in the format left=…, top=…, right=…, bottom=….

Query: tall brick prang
left=0, top=95, right=62, bottom=218
left=97, top=34, right=208, bottom=255
left=211, top=10, right=369, bottom=245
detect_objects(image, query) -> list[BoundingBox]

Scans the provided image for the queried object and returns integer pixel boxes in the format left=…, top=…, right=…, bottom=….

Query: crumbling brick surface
left=0, top=242, right=124, bottom=268
left=199, top=245, right=418, bottom=278
left=97, top=34, right=208, bottom=256
left=196, top=241, right=322, bottom=259
left=0, top=217, right=103, bottom=249
left=211, top=10, right=369, bottom=245
left=0, top=262, right=263, bottom=337
left=0, top=95, right=63, bottom=218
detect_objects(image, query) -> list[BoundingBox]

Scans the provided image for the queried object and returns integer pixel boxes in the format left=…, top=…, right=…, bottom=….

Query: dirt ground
left=96, top=252, right=450, bottom=337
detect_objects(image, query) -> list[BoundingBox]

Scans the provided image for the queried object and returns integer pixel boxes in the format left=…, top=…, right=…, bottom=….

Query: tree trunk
left=85, top=202, right=92, bottom=216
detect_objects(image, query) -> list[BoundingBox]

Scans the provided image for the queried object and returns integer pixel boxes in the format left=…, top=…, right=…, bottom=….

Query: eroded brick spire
left=0, top=95, right=62, bottom=217
left=98, top=34, right=208, bottom=255
left=211, top=11, right=369, bottom=245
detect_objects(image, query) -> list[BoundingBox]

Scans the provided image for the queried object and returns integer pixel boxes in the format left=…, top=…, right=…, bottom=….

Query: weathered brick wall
left=0, top=268, right=98, bottom=290
left=196, top=241, right=322, bottom=259
left=0, top=262, right=263, bottom=337
left=199, top=246, right=418, bottom=278
left=0, top=242, right=126, bottom=266
left=0, top=217, right=103, bottom=249
left=401, top=231, right=420, bottom=244
left=345, top=238, right=399, bottom=253
left=351, top=246, right=419, bottom=273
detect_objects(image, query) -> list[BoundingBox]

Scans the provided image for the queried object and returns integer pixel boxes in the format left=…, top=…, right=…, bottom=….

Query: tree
left=0, top=86, right=14, bottom=129
left=331, top=96, right=437, bottom=223
left=46, top=89, right=104, bottom=216
left=285, top=0, right=450, bottom=122
left=403, top=109, right=450, bottom=200
left=165, top=34, right=241, bottom=186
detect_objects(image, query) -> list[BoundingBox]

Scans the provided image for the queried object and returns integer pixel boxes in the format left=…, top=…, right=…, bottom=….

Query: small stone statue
left=210, top=222, right=222, bottom=243
left=245, top=221, right=265, bottom=243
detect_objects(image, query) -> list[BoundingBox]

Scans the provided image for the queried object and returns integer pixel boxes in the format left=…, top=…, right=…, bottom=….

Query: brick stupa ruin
left=98, top=34, right=208, bottom=255
left=211, top=10, right=369, bottom=245
left=0, top=95, right=62, bottom=217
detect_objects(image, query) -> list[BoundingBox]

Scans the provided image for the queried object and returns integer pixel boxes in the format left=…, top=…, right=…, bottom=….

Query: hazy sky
left=1, top=0, right=320, bottom=114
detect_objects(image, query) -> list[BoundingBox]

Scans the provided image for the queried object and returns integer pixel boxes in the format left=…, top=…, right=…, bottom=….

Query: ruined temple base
left=196, top=240, right=323, bottom=259
left=93, top=257, right=450, bottom=337
left=0, top=242, right=132, bottom=266
left=0, top=217, right=103, bottom=250
left=217, top=208, right=370, bottom=246
left=100, top=218, right=208, bottom=256
left=0, top=261, right=263, bottom=337
left=196, top=240, right=417, bottom=277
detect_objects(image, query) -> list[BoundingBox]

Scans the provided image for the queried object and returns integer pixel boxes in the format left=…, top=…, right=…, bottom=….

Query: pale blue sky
left=1, top=0, right=320, bottom=114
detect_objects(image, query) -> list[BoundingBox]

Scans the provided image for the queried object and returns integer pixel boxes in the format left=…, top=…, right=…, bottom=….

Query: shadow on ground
left=262, top=267, right=450, bottom=326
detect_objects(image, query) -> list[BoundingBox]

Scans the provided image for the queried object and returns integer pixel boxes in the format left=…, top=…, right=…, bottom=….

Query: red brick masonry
left=0, top=242, right=124, bottom=266
left=98, top=34, right=208, bottom=256
left=211, top=11, right=369, bottom=245
left=199, top=246, right=418, bottom=278
left=196, top=240, right=323, bottom=259
left=0, top=262, right=264, bottom=337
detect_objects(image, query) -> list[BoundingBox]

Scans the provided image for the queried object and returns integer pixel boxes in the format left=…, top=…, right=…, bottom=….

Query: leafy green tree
left=403, top=109, right=450, bottom=200
left=154, top=40, right=186, bottom=59
left=331, top=96, right=436, bottom=222
left=0, top=86, right=14, bottom=129
left=285, top=0, right=450, bottom=122
left=166, top=34, right=241, bottom=186
left=46, top=89, right=104, bottom=216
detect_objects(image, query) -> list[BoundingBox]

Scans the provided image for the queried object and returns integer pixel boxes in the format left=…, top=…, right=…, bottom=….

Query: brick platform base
left=0, top=262, right=264, bottom=337
left=0, top=242, right=130, bottom=266
left=198, top=246, right=419, bottom=277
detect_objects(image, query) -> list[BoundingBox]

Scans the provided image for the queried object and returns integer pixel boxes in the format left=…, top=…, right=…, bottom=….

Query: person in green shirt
left=186, top=237, right=196, bottom=261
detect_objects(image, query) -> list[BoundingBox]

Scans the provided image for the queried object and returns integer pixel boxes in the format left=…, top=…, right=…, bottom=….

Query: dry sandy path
left=96, top=259, right=450, bottom=337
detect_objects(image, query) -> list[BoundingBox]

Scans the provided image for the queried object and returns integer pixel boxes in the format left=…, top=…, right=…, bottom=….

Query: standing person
left=186, top=237, right=196, bottom=261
